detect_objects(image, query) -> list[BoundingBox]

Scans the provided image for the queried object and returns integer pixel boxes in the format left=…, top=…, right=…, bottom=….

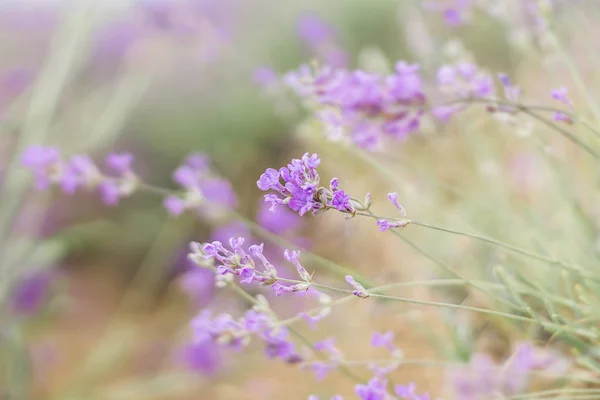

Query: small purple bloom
left=355, top=378, right=388, bottom=400
left=105, top=152, right=133, bottom=174
left=345, top=275, right=369, bottom=298
left=98, top=180, right=122, bottom=205
left=551, top=87, right=572, bottom=107
left=164, top=195, right=186, bottom=216
left=377, top=219, right=409, bottom=232
left=307, top=361, right=335, bottom=381
left=179, top=340, right=221, bottom=375
left=10, top=270, right=55, bottom=316
left=371, top=331, right=396, bottom=351
left=387, top=192, right=406, bottom=216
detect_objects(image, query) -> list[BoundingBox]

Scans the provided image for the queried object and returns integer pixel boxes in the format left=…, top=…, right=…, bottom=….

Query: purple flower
left=166, top=153, right=237, bottom=216
left=10, top=270, right=55, bottom=316
left=355, top=378, right=388, bottom=400
left=21, top=146, right=62, bottom=190
left=376, top=219, right=409, bottom=232
left=105, top=152, right=133, bottom=174
left=261, top=327, right=302, bottom=363
left=551, top=87, right=572, bottom=107
left=387, top=192, right=407, bottom=216
left=437, top=62, right=494, bottom=99
left=179, top=340, right=221, bottom=375
left=164, top=195, right=186, bottom=216
left=553, top=112, right=572, bottom=123
left=284, top=62, right=426, bottom=149
left=59, top=155, right=101, bottom=194
left=98, top=181, right=121, bottom=205
left=395, top=382, right=430, bottom=400
left=307, top=361, right=335, bottom=381
left=386, top=62, right=423, bottom=101
left=331, top=190, right=352, bottom=212
left=371, top=331, right=396, bottom=351
left=345, top=275, right=369, bottom=298
left=200, top=178, right=238, bottom=209
left=258, top=154, right=355, bottom=217
left=257, top=168, right=282, bottom=191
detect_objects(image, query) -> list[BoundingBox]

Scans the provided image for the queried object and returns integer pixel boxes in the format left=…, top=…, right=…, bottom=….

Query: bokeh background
left=2, top=0, right=600, bottom=399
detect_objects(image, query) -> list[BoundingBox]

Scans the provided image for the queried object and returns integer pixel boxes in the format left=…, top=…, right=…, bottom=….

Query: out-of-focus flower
left=188, top=306, right=302, bottom=364
left=179, top=339, right=221, bottom=375
left=164, top=152, right=237, bottom=218
left=376, top=219, right=409, bottom=232
left=9, top=269, right=55, bottom=316
left=449, top=343, right=572, bottom=398
left=284, top=62, right=426, bottom=150
left=21, top=147, right=138, bottom=205
left=436, top=63, right=494, bottom=99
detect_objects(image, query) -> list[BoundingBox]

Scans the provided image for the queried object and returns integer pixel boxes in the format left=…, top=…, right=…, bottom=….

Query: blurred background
left=1, top=0, right=599, bottom=399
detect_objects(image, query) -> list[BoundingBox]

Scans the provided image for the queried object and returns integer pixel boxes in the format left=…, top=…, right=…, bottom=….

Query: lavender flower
left=449, top=344, right=572, bottom=399
left=437, top=63, right=494, bottom=100
left=179, top=339, right=221, bottom=375
left=164, top=153, right=237, bottom=217
left=10, top=270, right=55, bottom=316
left=371, top=331, right=396, bottom=352
left=189, top=305, right=302, bottom=364
left=345, top=275, right=368, bottom=298
left=551, top=87, right=572, bottom=107
left=395, top=383, right=431, bottom=400
left=284, top=63, right=426, bottom=150
left=188, top=236, right=315, bottom=295
left=550, top=87, right=573, bottom=123
left=257, top=153, right=355, bottom=217
left=387, top=192, right=407, bottom=216
left=376, top=219, right=409, bottom=232
left=21, top=147, right=138, bottom=205
left=355, top=377, right=388, bottom=400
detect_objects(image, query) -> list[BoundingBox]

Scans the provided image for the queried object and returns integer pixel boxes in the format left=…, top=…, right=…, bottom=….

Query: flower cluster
left=257, top=153, right=355, bottom=216
left=436, top=63, right=493, bottom=99
left=163, top=153, right=237, bottom=217
left=450, top=342, right=572, bottom=398
left=21, top=146, right=138, bottom=205
left=550, top=87, right=573, bottom=123
left=284, top=63, right=426, bottom=150
left=190, top=303, right=302, bottom=365
left=188, top=236, right=314, bottom=295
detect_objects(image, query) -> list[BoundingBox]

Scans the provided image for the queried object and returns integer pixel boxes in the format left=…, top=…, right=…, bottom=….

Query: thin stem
left=434, top=97, right=600, bottom=157
left=358, top=210, right=598, bottom=281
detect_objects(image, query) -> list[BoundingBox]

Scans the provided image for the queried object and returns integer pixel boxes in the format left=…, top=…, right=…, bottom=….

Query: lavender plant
left=4, top=0, right=600, bottom=399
